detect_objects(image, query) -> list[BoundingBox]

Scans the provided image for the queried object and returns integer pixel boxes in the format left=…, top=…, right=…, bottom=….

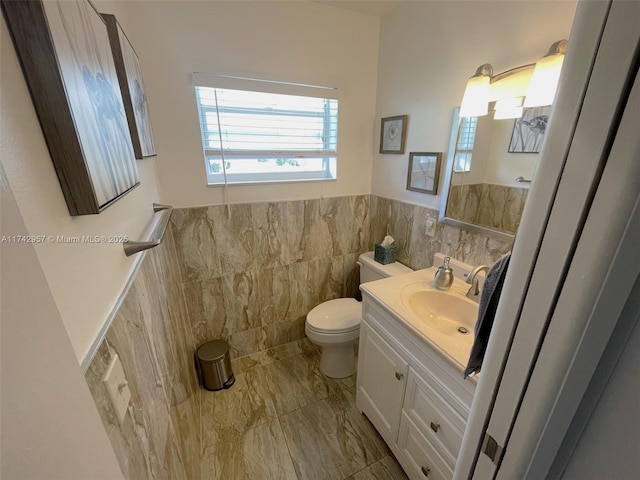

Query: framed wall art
left=406, top=152, right=442, bottom=195
left=102, top=13, right=156, bottom=159
left=380, top=115, right=407, bottom=154
left=508, top=106, right=551, bottom=153
left=1, top=0, right=139, bottom=215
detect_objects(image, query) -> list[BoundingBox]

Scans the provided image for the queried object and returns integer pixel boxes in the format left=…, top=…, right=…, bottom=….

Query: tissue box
left=374, top=243, right=398, bottom=265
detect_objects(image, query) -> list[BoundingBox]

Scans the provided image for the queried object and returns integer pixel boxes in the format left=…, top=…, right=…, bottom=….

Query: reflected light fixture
left=524, top=39, right=568, bottom=107
left=494, top=97, right=524, bottom=119
left=459, top=40, right=567, bottom=118
left=459, top=64, right=492, bottom=118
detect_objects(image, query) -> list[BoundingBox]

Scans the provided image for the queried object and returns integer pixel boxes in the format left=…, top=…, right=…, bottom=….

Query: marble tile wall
left=169, top=196, right=370, bottom=359
left=446, top=184, right=528, bottom=235
left=84, top=223, right=201, bottom=480
left=369, top=195, right=512, bottom=270
left=84, top=193, right=511, bottom=479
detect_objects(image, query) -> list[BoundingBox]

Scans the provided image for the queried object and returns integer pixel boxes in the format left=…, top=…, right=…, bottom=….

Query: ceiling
left=312, top=1, right=403, bottom=18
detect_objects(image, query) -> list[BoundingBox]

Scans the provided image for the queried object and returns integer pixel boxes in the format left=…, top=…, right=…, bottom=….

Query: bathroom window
left=453, top=116, right=477, bottom=173
left=193, top=74, right=338, bottom=185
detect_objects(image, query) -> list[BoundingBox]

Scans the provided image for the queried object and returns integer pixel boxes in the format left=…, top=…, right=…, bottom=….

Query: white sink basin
left=360, top=261, right=482, bottom=371
left=402, top=289, right=478, bottom=335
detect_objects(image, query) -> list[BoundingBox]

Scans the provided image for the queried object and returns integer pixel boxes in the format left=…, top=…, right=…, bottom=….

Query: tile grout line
left=199, top=344, right=363, bottom=479
left=276, top=415, right=303, bottom=480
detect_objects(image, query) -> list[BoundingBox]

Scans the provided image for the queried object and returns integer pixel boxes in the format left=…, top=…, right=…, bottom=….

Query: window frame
left=192, top=74, right=339, bottom=186
left=453, top=115, right=478, bottom=173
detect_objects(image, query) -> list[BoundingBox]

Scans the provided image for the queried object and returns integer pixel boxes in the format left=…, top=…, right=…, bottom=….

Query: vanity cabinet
left=356, top=293, right=476, bottom=480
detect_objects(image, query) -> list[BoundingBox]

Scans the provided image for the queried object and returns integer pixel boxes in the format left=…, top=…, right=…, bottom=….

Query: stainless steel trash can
left=196, top=340, right=235, bottom=391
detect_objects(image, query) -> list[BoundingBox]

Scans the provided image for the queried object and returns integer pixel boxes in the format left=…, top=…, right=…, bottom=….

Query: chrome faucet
left=464, top=265, right=489, bottom=302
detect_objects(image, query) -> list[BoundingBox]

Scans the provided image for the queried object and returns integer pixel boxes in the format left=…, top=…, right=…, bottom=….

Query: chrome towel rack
left=123, top=203, right=174, bottom=256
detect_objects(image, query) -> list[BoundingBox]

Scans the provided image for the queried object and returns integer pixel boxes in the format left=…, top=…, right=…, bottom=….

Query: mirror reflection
left=440, top=40, right=566, bottom=240
left=440, top=107, right=548, bottom=239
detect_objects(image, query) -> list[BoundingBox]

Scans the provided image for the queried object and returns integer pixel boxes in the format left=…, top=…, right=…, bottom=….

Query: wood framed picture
left=102, top=13, right=156, bottom=159
left=1, top=0, right=139, bottom=215
left=406, top=152, right=442, bottom=195
left=380, top=115, right=408, bottom=154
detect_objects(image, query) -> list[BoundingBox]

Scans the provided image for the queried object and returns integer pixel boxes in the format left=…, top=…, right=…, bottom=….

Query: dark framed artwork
left=1, top=0, right=139, bottom=215
left=508, top=106, right=551, bottom=153
left=102, top=13, right=156, bottom=159
left=380, top=115, right=408, bottom=154
left=406, top=152, right=442, bottom=195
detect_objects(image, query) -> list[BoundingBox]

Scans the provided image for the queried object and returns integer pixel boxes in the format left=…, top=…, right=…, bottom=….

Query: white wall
left=372, top=0, right=577, bottom=208
left=0, top=166, right=124, bottom=479
left=122, top=0, right=381, bottom=208
left=0, top=0, right=162, bottom=363
left=482, top=119, right=538, bottom=187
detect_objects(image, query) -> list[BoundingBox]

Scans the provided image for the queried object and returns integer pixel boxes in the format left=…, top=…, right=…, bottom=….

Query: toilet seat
left=306, top=323, right=360, bottom=336
left=306, top=298, right=361, bottom=333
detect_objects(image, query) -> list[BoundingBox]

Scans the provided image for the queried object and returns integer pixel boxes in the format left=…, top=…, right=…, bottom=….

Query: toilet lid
left=307, top=298, right=362, bottom=333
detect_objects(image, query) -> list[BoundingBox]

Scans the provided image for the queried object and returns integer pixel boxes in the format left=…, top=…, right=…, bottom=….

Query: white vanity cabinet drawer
left=398, top=413, right=453, bottom=480
left=404, top=369, right=465, bottom=464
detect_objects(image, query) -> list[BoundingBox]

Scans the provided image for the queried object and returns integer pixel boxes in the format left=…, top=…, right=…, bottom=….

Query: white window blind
left=454, top=116, right=478, bottom=173
left=193, top=74, right=338, bottom=185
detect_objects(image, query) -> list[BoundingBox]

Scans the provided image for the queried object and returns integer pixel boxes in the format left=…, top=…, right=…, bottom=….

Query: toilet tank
left=358, top=252, right=413, bottom=284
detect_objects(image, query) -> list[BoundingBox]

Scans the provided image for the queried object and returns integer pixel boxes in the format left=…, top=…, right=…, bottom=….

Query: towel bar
left=123, top=203, right=173, bottom=256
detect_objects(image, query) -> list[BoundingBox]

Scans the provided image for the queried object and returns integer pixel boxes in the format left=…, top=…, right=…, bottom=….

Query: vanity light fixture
left=459, top=40, right=567, bottom=118
left=459, top=64, right=492, bottom=118
left=523, top=39, right=568, bottom=107
left=493, top=97, right=524, bottom=120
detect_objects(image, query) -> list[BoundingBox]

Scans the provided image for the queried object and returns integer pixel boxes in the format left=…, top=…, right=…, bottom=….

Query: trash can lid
left=197, top=340, right=229, bottom=363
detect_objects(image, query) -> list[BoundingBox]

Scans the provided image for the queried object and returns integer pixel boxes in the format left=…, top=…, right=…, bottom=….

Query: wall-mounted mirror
left=439, top=106, right=547, bottom=241
left=440, top=40, right=565, bottom=241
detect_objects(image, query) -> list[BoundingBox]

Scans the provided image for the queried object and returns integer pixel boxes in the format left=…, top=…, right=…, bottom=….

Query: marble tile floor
left=199, top=338, right=409, bottom=480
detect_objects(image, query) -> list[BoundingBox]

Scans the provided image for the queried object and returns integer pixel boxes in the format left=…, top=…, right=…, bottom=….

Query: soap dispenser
left=435, top=256, right=454, bottom=291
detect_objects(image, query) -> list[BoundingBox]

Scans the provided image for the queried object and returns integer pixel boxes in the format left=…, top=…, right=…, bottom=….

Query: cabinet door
left=356, top=323, right=409, bottom=442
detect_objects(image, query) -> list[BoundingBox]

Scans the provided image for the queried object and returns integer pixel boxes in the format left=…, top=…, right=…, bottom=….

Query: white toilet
left=305, top=251, right=413, bottom=378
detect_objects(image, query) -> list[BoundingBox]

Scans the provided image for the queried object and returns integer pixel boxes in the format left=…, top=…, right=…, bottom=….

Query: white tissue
left=381, top=235, right=395, bottom=247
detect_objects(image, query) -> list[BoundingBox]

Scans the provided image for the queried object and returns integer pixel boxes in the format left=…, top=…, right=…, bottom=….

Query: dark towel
left=464, top=253, right=511, bottom=378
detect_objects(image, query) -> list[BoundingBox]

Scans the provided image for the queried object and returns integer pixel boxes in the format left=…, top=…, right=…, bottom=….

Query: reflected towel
left=464, top=253, right=511, bottom=378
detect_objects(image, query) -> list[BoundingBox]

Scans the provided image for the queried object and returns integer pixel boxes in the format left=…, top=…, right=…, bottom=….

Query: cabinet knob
left=395, top=371, right=404, bottom=380
left=421, top=465, right=430, bottom=477
left=430, top=421, right=440, bottom=433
